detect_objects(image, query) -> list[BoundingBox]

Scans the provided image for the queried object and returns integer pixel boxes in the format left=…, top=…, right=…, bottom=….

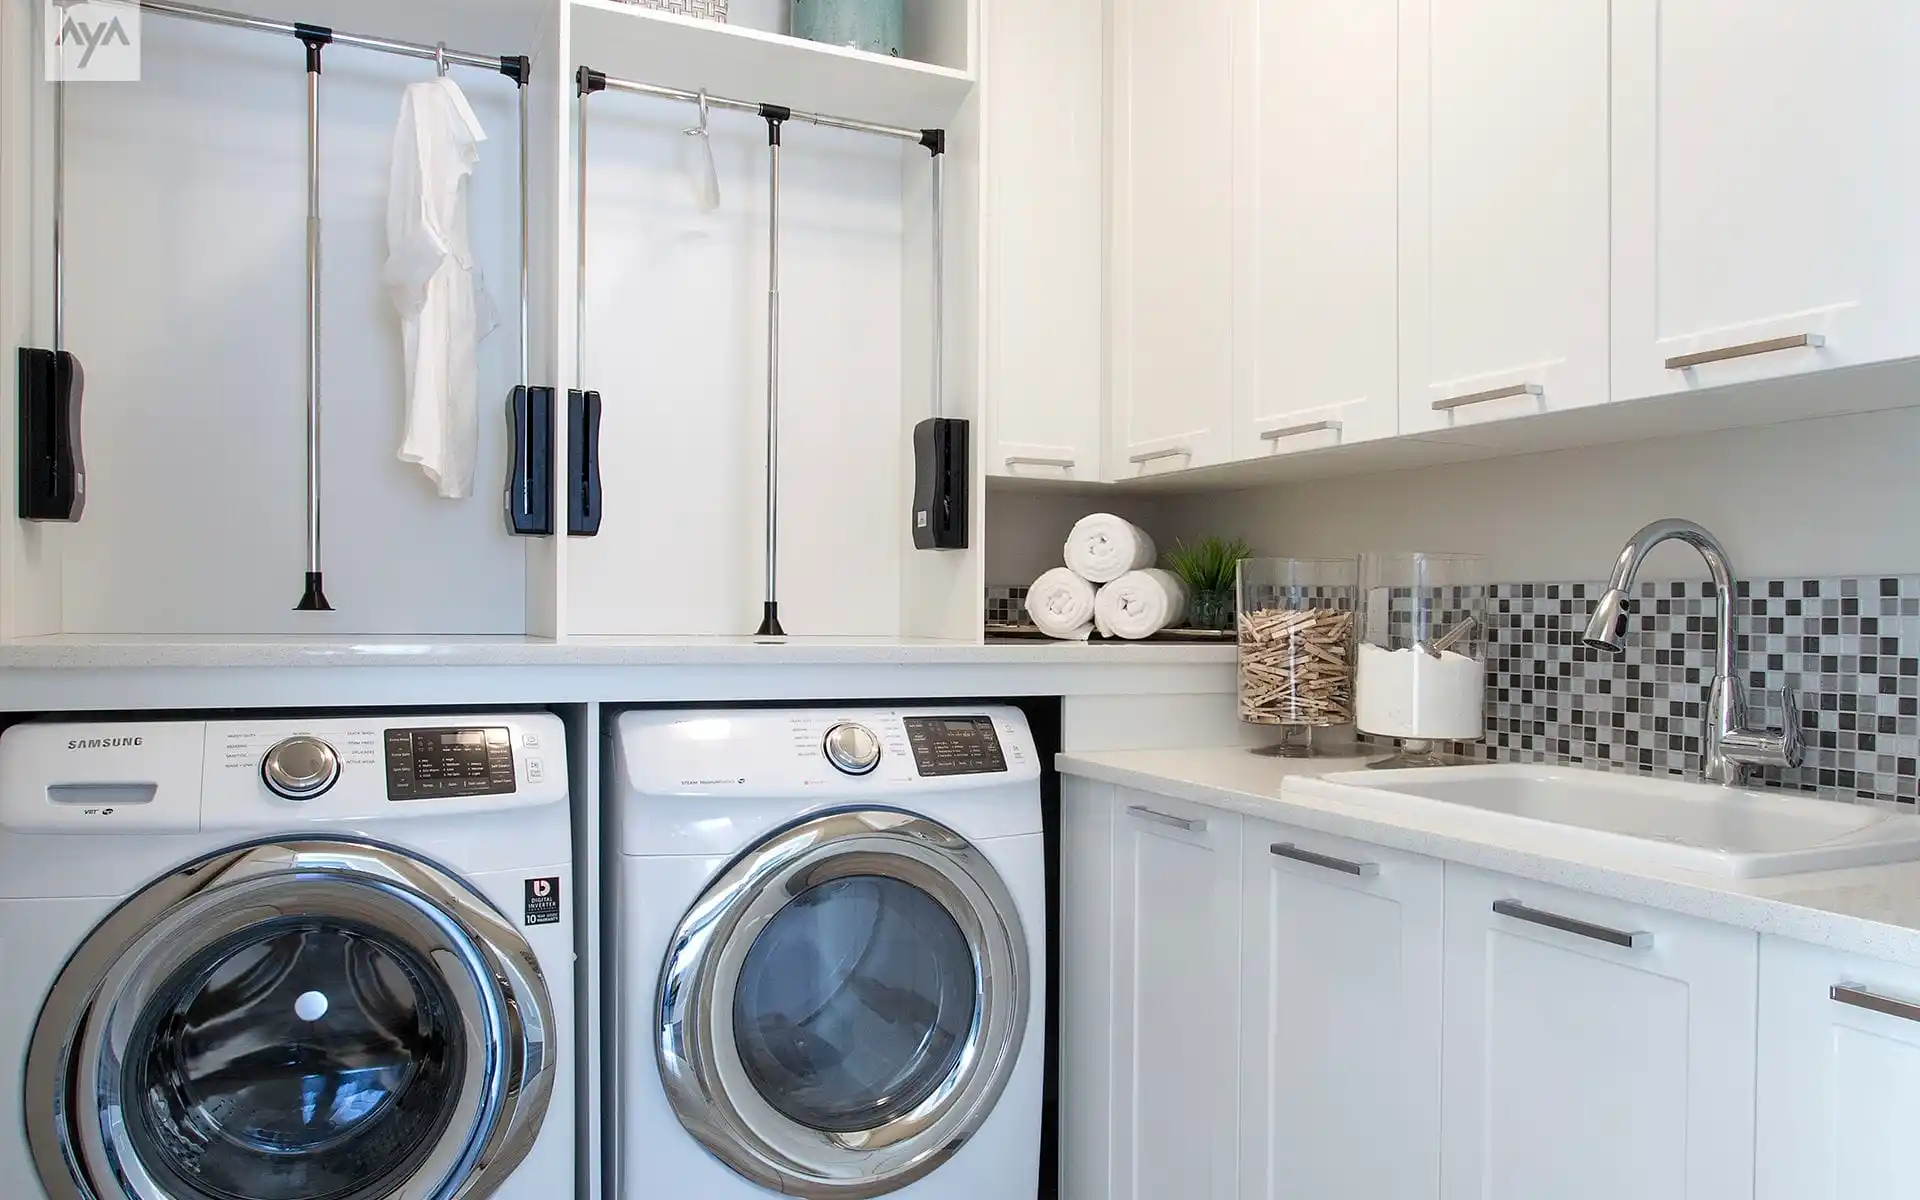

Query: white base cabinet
left=1757, top=936, right=1920, bottom=1199
left=1060, top=783, right=1920, bottom=1200
left=1110, top=789, right=1242, bottom=1200
left=1439, top=868, right=1757, bottom=1200
left=1239, top=819, right=1442, bottom=1199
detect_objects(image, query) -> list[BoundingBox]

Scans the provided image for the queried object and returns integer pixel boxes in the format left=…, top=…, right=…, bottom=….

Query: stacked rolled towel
left=1026, top=568, right=1098, bottom=640
left=1095, top=568, right=1190, bottom=641
left=1064, top=513, right=1157, bottom=584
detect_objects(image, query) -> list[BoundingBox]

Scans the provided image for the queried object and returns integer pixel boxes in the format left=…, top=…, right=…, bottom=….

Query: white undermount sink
left=1309, top=764, right=1920, bottom=878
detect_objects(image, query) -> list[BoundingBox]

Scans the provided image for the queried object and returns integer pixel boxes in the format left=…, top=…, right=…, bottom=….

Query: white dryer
left=0, top=714, right=574, bottom=1200
left=612, top=706, right=1045, bottom=1199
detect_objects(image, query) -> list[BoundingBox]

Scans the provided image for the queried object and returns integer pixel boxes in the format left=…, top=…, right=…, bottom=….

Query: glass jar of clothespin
left=1237, top=558, right=1360, bottom=758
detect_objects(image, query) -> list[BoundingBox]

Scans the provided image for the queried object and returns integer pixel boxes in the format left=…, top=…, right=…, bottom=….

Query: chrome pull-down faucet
left=1582, top=519, right=1804, bottom=786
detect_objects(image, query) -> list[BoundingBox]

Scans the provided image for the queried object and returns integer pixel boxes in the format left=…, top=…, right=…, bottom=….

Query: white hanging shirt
left=385, top=77, right=496, bottom=499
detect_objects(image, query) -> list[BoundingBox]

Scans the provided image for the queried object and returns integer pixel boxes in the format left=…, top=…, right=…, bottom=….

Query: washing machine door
left=658, top=808, right=1030, bottom=1198
left=24, top=839, right=555, bottom=1200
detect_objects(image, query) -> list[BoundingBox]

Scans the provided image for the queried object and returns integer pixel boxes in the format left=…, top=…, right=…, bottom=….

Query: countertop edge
left=1057, top=751, right=1920, bottom=968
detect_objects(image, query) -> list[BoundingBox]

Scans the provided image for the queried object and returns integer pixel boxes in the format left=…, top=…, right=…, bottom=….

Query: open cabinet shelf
left=569, top=0, right=973, bottom=129
left=0, top=0, right=985, bottom=644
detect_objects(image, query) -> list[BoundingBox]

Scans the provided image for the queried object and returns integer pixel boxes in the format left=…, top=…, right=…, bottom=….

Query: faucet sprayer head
left=1582, top=588, right=1632, bottom=654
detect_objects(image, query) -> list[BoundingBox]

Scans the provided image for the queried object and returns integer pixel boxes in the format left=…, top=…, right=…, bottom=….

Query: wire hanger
left=434, top=41, right=449, bottom=77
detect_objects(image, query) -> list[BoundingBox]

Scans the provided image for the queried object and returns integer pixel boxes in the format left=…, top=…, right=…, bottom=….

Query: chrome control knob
left=262, top=736, right=341, bottom=801
left=823, top=723, right=882, bottom=776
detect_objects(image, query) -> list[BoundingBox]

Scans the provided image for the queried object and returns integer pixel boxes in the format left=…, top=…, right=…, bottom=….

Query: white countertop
left=0, top=634, right=1236, bottom=670
left=1058, top=746, right=1920, bottom=967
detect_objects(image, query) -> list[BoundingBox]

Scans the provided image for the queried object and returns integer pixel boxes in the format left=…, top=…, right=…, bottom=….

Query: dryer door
left=25, top=840, right=556, bottom=1200
left=658, top=809, right=1030, bottom=1198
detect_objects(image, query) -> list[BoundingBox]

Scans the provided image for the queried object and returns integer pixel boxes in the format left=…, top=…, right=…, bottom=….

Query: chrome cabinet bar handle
left=1127, top=804, right=1206, bottom=833
left=1832, top=984, right=1920, bottom=1024
left=1129, top=447, right=1192, bottom=465
left=1260, top=420, right=1342, bottom=442
left=1005, top=456, right=1076, bottom=469
left=1665, top=332, right=1824, bottom=371
left=1432, top=382, right=1543, bottom=412
left=1271, top=842, right=1378, bottom=878
left=1492, top=899, right=1652, bottom=950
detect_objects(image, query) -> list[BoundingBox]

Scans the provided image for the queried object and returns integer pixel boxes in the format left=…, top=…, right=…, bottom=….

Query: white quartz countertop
left=1058, top=746, right=1920, bottom=967
left=0, top=634, right=1236, bottom=670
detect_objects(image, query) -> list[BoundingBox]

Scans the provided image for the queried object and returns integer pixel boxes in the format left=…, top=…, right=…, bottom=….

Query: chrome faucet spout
left=1586, top=519, right=1802, bottom=786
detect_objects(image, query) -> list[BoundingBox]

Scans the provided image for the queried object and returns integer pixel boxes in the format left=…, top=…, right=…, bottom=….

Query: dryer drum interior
left=658, top=808, right=1031, bottom=1199
left=24, top=839, right=557, bottom=1200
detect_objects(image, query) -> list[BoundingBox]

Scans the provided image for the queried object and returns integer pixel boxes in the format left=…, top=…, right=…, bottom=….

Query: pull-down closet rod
left=137, top=0, right=533, bottom=608
left=578, top=67, right=949, bottom=635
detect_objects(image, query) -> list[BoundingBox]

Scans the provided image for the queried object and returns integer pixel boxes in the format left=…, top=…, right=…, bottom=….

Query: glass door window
left=125, top=915, right=468, bottom=1200
left=733, top=876, right=978, bottom=1135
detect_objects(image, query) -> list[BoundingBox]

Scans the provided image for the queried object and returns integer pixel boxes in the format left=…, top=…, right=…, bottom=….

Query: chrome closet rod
left=139, top=0, right=511, bottom=73
left=593, top=72, right=932, bottom=144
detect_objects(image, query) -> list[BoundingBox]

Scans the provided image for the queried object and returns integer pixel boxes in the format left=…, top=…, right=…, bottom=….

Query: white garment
left=1095, top=569, right=1189, bottom=640
left=1064, top=513, right=1158, bottom=584
left=386, top=78, right=496, bottom=498
left=1026, top=567, right=1097, bottom=640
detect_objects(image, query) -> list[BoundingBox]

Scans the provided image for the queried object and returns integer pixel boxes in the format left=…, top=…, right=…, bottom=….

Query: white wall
left=565, top=97, right=914, bottom=636
left=1155, top=405, right=1920, bottom=583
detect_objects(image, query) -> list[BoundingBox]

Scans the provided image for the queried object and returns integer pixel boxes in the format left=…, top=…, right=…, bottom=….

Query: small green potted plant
left=1164, top=536, right=1252, bottom=631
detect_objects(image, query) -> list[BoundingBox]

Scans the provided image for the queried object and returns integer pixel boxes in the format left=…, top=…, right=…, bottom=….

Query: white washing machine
left=0, top=713, right=574, bottom=1200
left=612, top=706, right=1045, bottom=1199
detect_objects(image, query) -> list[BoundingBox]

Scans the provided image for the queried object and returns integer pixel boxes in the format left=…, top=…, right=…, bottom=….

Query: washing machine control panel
left=902, top=715, right=1008, bottom=777
left=383, top=727, right=518, bottom=801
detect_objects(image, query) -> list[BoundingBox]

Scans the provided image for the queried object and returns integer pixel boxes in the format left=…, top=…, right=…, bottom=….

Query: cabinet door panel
left=1613, top=0, right=1920, bottom=400
left=1240, top=822, right=1441, bottom=1199
left=1440, top=868, right=1756, bottom=1200
left=1401, top=0, right=1610, bottom=434
left=983, top=0, right=1104, bottom=482
left=1757, top=937, right=1920, bottom=1199
left=1110, top=0, right=1239, bottom=474
left=1238, top=0, right=1399, bottom=458
left=1111, top=790, right=1240, bottom=1200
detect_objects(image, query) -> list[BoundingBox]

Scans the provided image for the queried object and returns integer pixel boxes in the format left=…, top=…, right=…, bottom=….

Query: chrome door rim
left=657, top=809, right=1029, bottom=1199
left=25, top=839, right=558, bottom=1200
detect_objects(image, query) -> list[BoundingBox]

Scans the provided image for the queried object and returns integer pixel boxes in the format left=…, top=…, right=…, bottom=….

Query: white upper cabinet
left=1234, top=0, right=1400, bottom=459
left=1399, top=0, right=1611, bottom=435
left=982, top=0, right=1105, bottom=483
left=1757, top=936, right=1920, bottom=1199
left=1612, top=0, right=1920, bottom=401
left=1440, top=867, right=1757, bottom=1200
left=1109, top=790, right=1242, bottom=1200
left=1109, top=0, right=1240, bottom=476
left=1239, top=820, right=1442, bottom=1200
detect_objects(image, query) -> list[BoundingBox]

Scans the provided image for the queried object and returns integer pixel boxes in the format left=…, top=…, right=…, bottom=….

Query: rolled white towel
left=1095, top=569, right=1190, bottom=640
left=1026, top=568, right=1097, bottom=640
left=1065, top=513, right=1157, bottom=584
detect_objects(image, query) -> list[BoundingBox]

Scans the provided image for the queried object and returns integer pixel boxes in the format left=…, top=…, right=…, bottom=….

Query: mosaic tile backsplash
left=1482, top=577, right=1920, bottom=807
left=988, top=576, right=1920, bottom=806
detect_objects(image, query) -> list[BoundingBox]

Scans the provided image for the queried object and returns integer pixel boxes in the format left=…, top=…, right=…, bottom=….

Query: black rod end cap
left=577, top=66, right=607, bottom=95
left=754, top=601, right=786, bottom=640
left=295, top=572, right=333, bottom=612
left=502, top=54, right=531, bottom=86
left=921, top=128, right=946, bottom=156
left=294, top=22, right=330, bottom=73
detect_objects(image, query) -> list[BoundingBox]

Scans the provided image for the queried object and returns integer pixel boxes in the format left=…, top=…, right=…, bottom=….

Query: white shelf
left=570, top=0, right=974, bottom=130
